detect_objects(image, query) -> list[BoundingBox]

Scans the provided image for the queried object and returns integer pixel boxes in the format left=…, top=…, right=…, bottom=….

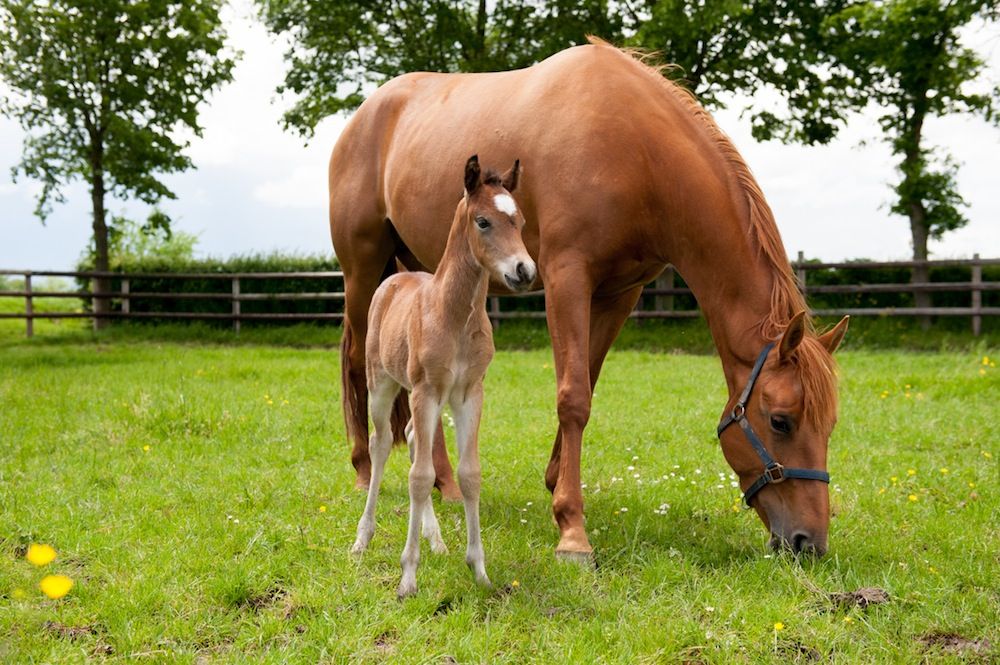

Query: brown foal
left=349, top=156, right=535, bottom=597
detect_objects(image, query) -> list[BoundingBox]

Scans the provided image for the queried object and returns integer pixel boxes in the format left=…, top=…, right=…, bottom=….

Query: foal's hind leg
left=451, top=384, right=491, bottom=588
left=406, top=419, right=448, bottom=554
left=351, top=376, right=399, bottom=554
left=398, top=384, right=441, bottom=598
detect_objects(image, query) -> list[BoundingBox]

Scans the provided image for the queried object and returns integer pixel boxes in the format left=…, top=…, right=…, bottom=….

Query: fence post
left=25, top=272, right=33, bottom=338
left=971, top=253, right=982, bottom=337
left=796, top=251, right=807, bottom=294
left=655, top=266, right=674, bottom=315
left=232, top=277, right=241, bottom=334
left=489, top=296, right=500, bottom=330
left=121, top=278, right=130, bottom=316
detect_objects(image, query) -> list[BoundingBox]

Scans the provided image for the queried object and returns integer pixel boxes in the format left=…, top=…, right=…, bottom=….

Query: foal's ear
left=817, top=315, right=849, bottom=354
left=464, top=154, right=482, bottom=195
left=501, top=159, right=521, bottom=192
left=778, top=310, right=807, bottom=362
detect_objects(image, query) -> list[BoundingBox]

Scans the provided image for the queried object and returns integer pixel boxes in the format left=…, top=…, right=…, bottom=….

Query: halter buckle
left=731, top=403, right=746, bottom=420
left=763, top=463, right=786, bottom=484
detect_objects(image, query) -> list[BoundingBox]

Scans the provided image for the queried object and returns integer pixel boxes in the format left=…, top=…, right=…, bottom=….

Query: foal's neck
left=429, top=205, right=489, bottom=330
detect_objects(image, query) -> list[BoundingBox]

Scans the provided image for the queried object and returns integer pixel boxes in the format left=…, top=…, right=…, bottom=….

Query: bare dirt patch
left=829, top=587, right=890, bottom=609
left=918, top=632, right=992, bottom=658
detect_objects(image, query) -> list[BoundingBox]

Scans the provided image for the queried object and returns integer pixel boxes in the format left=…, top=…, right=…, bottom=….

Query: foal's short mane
left=589, top=37, right=838, bottom=428
left=481, top=170, right=503, bottom=187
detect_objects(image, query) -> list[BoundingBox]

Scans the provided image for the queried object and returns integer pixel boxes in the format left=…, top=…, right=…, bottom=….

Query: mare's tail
left=340, top=255, right=412, bottom=450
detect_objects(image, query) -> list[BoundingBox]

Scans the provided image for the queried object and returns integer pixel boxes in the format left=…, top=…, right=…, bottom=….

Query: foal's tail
left=340, top=256, right=412, bottom=450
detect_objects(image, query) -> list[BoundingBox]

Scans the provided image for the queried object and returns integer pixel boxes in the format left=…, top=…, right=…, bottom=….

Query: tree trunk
left=902, top=102, right=931, bottom=331
left=908, top=200, right=931, bottom=330
left=90, top=158, right=110, bottom=330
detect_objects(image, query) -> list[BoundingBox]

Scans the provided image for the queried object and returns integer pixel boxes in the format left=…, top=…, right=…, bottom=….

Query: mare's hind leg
left=451, top=384, right=491, bottom=587
left=405, top=419, right=448, bottom=554
left=398, top=384, right=441, bottom=598
left=351, top=375, right=399, bottom=554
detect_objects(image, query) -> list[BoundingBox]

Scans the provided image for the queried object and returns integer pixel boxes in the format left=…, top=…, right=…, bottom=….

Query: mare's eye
left=770, top=415, right=792, bottom=435
left=475, top=216, right=491, bottom=230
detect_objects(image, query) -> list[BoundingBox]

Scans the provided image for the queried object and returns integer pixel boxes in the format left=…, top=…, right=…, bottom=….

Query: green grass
left=0, top=332, right=998, bottom=663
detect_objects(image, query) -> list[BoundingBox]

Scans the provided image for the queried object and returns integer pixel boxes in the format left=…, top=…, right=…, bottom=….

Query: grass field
left=1, top=329, right=997, bottom=663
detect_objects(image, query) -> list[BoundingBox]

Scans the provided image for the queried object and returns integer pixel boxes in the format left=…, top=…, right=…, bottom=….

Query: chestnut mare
left=330, top=37, right=849, bottom=560
left=350, top=156, right=534, bottom=597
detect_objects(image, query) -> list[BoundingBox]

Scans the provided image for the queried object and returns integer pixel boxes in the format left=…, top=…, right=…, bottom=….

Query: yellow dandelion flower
left=907, top=469, right=916, bottom=476
left=980, top=368, right=987, bottom=376
left=774, top=622, right=784, bottom=631
left=26, top=543, right=57, bottom=567
left=908, top=494, right=918, bottom=502
left=890, top=476, right=898, bottom=483
left=39, top=574, right=74, bottom=599
left=878, top=488, right=886, bottom=495
left=905, top=384, right=911, bottom=389
left=968, top=482, right=976, bottom=489
left=843, top=616, right=853, bottom=624
left=939, top=468, right=949, bottom=475
left=983, top=356, right=990, bottom=366
left=905, top=392, right=911, bottom=398
left=511, top=579, right=520, bottom=588
left=318, top=505, right=327, bottom=513
left=982, top=452, right=993, bottom=459
left=143, top=445, right=151, bottom=452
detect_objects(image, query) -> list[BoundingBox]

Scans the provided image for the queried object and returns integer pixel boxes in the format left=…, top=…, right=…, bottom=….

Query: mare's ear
left=501, top=159, right=521, bottom=192
left=778, top=310, right=807, bottom=362
left=464, top=155, right=481, bottom=195
left=818, top=315, right=850, bottom=354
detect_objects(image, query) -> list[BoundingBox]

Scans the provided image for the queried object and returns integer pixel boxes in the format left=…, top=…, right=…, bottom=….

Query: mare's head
left=462, top=155, right=535, bottom=291
left=719, top=313, right=850, bottom=556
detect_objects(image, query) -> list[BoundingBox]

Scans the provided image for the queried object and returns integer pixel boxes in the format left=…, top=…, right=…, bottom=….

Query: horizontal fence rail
left=1, top=253, right=997, bottom=337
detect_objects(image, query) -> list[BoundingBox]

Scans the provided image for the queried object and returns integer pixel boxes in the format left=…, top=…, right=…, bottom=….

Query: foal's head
left=461, top=155, right=536, bottom=291
left=719, top=313, right=850, bottom=556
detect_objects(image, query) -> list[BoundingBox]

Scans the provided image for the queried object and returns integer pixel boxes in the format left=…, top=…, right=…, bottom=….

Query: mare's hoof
left=437, top=483, right=464, bottom=503
left=555, top=549, right=596, bottom=568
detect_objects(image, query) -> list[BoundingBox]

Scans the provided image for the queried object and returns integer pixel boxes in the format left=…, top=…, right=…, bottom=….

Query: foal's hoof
left=354, top=477, right=370, bottom=492
left=397, top=580, right=418, bottom=599
left=555, top=549, right=596, bottom=568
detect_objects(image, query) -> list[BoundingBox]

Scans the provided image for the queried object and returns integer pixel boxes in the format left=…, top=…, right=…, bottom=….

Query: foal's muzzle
left=504, top=260, right=536, bottom=291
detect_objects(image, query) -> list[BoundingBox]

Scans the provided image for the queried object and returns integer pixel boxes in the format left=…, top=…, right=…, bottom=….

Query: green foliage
left=0, top=0, right=237, bottom=271
left=78, top=212, right=199, bottom=272
left=256, top=0, right=622, bottom=134
left=750, top=0, right=1000, bottom=259
left=0, top=343, right=997, bottom=660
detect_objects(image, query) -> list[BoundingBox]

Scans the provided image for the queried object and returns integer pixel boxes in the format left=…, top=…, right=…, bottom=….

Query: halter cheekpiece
left=717, top=342, right=831, bottom=507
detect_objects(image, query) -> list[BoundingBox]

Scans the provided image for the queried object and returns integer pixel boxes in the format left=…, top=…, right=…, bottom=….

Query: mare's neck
left=429, top=206, right=489, bottom=329
left=666, top=218, right=785, bottom=396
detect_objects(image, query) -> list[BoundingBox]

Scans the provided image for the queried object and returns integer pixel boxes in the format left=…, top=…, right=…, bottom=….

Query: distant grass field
left=1, top=330, right=997, bottom=662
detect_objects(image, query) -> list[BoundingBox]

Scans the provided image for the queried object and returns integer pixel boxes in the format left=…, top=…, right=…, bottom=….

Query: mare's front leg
left=451, top=383, right=491, bottom=588
left=543, top=269, right=595, bottom=560
left=398, top=384, right=441, bottom=598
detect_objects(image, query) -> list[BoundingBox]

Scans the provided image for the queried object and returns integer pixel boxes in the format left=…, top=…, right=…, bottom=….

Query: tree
left=256, top=0, right=622, bottom=135
left=0, top=0, right=237, bottom=325
left=625, top=1, right=845, bottom=111
left=751, top=0, right=1000, bottom=322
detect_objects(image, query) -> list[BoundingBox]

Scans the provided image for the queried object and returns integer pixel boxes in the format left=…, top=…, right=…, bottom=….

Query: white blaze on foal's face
left=493, top=193, right=518, bottom=216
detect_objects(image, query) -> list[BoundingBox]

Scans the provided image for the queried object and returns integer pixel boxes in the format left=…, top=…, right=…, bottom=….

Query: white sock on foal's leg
left=351, top=382, right=396, bottom=555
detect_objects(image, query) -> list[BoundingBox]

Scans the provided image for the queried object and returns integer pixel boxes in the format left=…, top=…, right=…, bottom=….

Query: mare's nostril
left=791, top=532, right=810, bottom=554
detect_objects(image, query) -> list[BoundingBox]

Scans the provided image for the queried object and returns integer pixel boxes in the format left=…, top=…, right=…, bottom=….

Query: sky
left=2, top=2, right=998, bottom=271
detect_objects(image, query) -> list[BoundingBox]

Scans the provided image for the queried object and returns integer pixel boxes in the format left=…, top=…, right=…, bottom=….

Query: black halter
left=717, top=342, right=831, bottom=507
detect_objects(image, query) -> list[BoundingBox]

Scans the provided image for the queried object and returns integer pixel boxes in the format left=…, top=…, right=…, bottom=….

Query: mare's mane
left=587, top=37, right=838, bottom=428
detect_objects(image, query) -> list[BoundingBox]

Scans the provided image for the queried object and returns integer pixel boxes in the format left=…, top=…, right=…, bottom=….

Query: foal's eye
left=770, top=415, right=792, bottom=435
left=475, top=216, right=491, bottom=230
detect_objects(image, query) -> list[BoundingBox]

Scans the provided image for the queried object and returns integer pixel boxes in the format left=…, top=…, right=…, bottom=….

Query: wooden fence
left=1, top=254, right=997, bottom=338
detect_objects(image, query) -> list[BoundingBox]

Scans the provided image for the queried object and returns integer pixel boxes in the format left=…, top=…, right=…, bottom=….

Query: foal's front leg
left=398, top=384, right=441, bottom=598
left=451, top=383, right=491, bottom=588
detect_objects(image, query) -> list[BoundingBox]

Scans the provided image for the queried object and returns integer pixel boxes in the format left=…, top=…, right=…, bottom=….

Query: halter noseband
left=717, top=342, right=831, bottom=507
